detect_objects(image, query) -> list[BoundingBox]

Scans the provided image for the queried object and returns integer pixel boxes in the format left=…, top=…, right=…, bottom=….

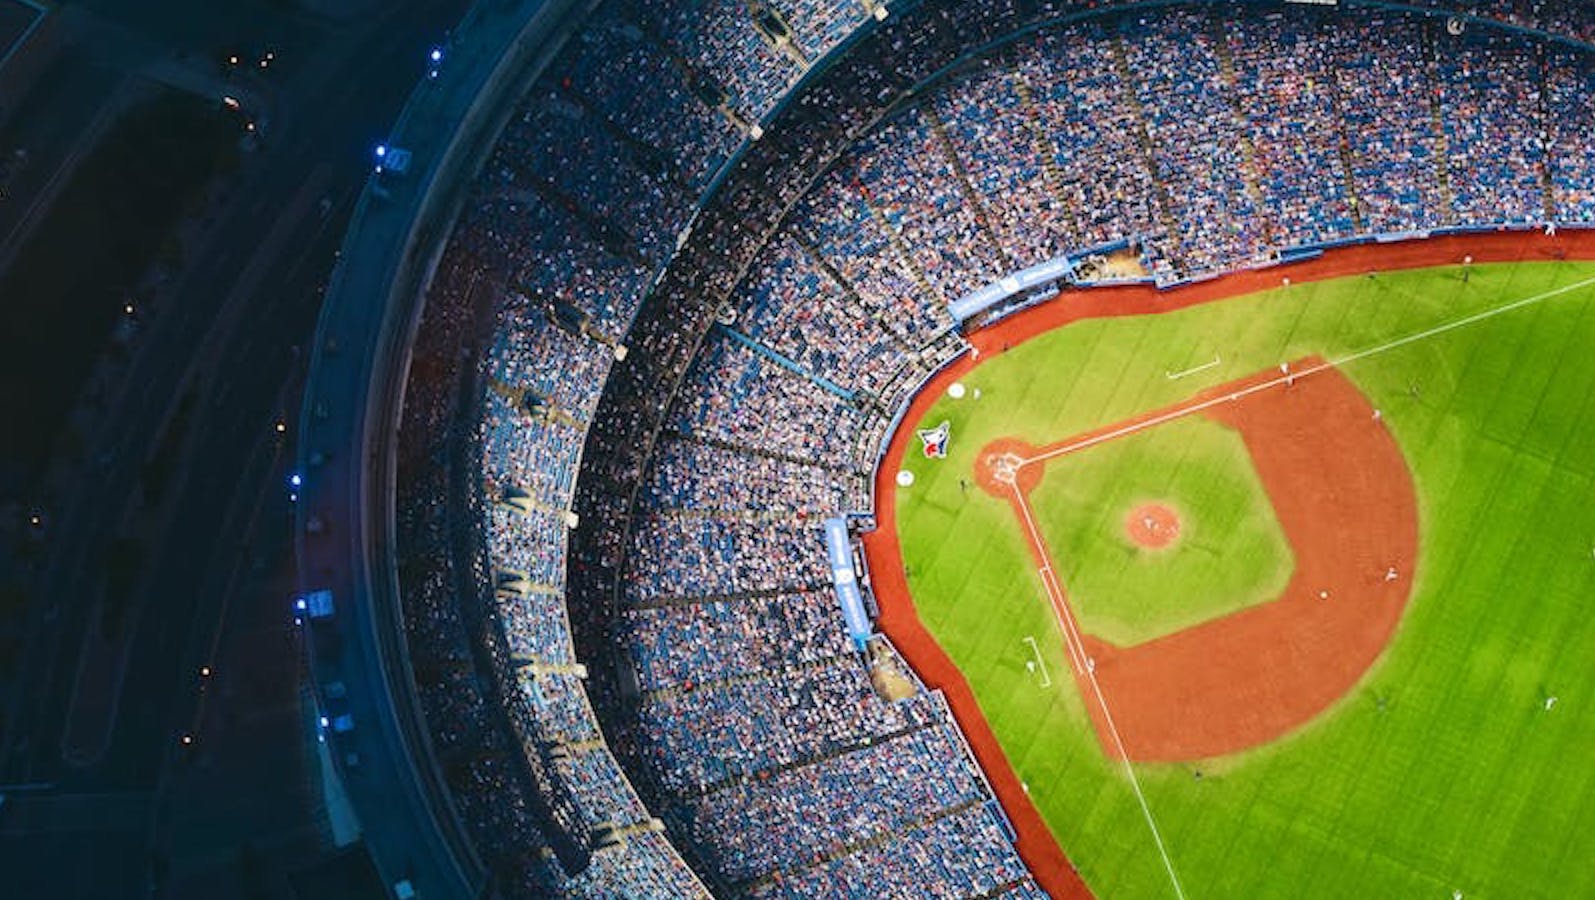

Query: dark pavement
left=0, top=0, right=471, bottom=896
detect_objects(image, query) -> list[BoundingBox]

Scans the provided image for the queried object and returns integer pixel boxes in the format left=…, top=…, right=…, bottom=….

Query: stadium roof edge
left=291, top=0, right=595, bottom=895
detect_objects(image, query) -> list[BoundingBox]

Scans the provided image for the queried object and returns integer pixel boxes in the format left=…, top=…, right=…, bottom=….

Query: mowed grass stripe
left=895, top=262, right=1595, bottom=899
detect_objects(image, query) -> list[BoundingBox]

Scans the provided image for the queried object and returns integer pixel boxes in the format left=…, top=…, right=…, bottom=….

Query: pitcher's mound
left=1126, top=503, right=1182, bottom=550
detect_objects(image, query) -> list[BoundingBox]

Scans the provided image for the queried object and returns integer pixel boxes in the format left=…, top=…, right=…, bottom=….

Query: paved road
left=0, top=1, right=471, bottom=896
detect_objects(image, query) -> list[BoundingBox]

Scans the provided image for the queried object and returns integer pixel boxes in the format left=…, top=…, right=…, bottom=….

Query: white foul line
left=1022, top=635, right=1053, bottom=688
left=1165, top=355, right=1221, bottom=380
left=1011, top=485, right=1188, bottom=900
left=1022, top=273, right=1595, bottom=469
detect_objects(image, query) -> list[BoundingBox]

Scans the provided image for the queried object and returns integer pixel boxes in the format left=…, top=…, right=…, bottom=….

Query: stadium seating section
left=390, top=1, right=1595, bottom=896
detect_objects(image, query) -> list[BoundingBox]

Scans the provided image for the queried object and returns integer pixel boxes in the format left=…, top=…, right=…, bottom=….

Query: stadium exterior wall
left=291, top=0, right=596, bottom=896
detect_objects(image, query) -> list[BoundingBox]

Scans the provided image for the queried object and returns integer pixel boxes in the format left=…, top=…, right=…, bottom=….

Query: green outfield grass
left=895, top=262, right=1595, bottom=899
left=1028, top=414, right=1293, bottom=646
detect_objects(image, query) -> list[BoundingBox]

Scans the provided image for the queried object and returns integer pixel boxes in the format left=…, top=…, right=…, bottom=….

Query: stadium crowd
left=394, top=244, right=587, bottom=894
left=1411, top=0, right=1595, bottom=45
left=643, top=436, right=857, bottom=517
left=620, top=588, right=850, bottom=691
left=379, top=0, right=1595, bottom=897
left=674, top=722, right=984, bottom=882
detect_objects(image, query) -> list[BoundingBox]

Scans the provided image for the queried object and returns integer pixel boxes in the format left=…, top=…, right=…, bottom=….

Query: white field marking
left=1021, top=274, right=1595, bottom=469
left=1022, top=635, right=1053, bottom=688
left=1040, top=564, right=1088, bottom=677
left=1011, top=485, right=1189, bottom=900
left=1165, top=355, right=1221, bottom=380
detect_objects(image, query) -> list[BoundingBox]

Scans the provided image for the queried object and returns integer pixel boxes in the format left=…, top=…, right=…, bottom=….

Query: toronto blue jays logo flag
left=917, top=420, right=951, bottom=458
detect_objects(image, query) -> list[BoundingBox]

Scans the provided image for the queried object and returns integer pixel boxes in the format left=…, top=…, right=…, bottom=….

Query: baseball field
left=882, top=255, right=1595, bottom=898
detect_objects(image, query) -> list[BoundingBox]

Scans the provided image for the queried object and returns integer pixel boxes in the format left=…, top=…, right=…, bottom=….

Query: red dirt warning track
left=861, top=230, right=1595, bottom=900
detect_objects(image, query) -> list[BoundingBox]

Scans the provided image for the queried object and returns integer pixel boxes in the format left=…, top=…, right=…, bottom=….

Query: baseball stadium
left=292, top=1, right=1595, bottom=898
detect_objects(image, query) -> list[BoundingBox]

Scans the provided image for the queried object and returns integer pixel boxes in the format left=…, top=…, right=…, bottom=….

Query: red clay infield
left=974, top=437, right=1042, bottom=496
left=1124, top=503, right=1181, bottom=550
left=1003, top=357, right=1417, bottom=761
left=861, top=229, right=1595, bottom=900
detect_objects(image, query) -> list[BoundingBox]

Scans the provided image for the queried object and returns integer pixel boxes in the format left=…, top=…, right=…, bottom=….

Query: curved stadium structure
left=296, top=1, right=1595, bottom=898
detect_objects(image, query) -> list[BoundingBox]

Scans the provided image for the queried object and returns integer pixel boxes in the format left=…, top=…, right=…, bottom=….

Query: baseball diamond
left=870, top=239, right=1595, bottom=899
